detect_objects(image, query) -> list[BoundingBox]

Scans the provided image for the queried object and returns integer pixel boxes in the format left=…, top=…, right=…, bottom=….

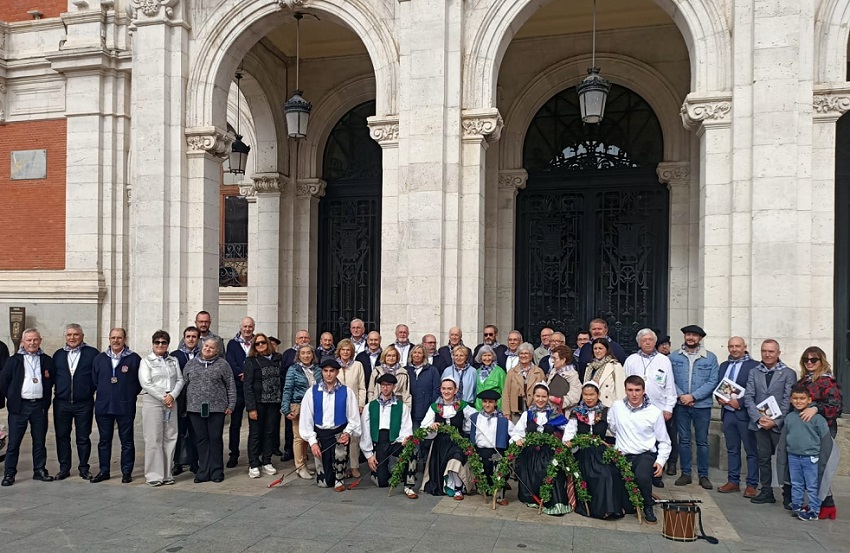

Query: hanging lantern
left=576, top=0, right=610, bottom=124
left=284, top=13, right=312, bottom=139
left=228, top=71, right=251, bottom=174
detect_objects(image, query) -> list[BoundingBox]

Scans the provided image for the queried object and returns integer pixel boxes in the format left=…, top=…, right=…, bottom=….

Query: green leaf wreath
left=389, top=425, right=491, bottom=495
left=572, top=433, right=644, bottom=512
left=491, top=431, right=589, bottom=506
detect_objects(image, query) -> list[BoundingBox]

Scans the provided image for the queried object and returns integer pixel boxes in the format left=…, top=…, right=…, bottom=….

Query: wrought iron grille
left=220, top=242, right=247, bottom=287
left=318, top=101, right=382, bottom=339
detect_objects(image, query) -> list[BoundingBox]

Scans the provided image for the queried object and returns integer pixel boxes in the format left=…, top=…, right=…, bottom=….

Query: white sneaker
left=261, top=464, right=277, bottom=476
left=248, top=467, right=261, bottom=478
left=297, top=467, right=313, bottom=479
left=317, top=479, right=328, bottom=488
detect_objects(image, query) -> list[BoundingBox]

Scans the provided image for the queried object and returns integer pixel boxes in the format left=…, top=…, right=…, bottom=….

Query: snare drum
left=661, top=502, right=698, bottom=542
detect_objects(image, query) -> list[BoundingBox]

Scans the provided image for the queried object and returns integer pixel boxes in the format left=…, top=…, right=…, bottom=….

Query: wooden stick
left=492, top=492, right=497, bottom=510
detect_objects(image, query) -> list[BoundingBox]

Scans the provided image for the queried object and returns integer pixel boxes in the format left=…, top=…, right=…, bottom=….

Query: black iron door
left=318, top=101, right=382, bottom=339
left=516, top=85, right=668, bottom=352
left=835, top=113, right=850, bottom=392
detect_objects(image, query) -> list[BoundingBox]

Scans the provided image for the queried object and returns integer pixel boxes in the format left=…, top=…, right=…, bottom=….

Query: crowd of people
left=0, top=314, right=842, bottom=524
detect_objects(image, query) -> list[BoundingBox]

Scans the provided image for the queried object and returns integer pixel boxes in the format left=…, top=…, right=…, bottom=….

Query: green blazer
left=474, top=365, right=507, bottom=410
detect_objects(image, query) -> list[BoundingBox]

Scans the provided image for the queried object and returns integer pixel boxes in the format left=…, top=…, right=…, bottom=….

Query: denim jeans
left=675, top=405, right=711, bottom=477
left=788, top=453, right=821, bottom=514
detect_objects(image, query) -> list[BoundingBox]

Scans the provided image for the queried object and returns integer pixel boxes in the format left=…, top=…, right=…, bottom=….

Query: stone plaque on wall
left=10, top=149, right=47, bottom=180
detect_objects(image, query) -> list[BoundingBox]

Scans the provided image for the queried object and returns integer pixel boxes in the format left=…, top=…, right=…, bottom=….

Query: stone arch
left=500, top=54, right=688, bottom=170
left=298, top=74, right=377, bottom=178
left=463, top=0, right=731, bottom=110
left=815, top=0, right=850, bottom=83
left=234, top=50, right=286, bottom=175
left=186, top=0, right=397, bottom=132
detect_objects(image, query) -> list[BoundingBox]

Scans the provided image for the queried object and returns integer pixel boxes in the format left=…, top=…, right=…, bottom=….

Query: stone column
left=490, top=168, right=526, bottom=333
left=681, top=95, right=733, bottom=341
left=657, top=161, right=694, bottom=333
left=243, top=172, right=288, bottom=339
left=293, top=178, right=326, bottom=336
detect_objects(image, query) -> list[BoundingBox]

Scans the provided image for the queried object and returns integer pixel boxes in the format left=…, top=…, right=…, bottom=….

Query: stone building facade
left=1, top=0, right=849, bottom=413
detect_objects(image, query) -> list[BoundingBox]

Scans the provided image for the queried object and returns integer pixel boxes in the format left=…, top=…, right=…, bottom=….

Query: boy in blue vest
left=299, top=358, right=361, bottom=491
left=470, top=389, right=514, bottom=505
left=359, top=373, right=418, bottom=498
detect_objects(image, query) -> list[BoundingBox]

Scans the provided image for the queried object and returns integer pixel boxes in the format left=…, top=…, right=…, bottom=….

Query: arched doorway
left=515, top=84, right=668, bottom=351
left=317, top=100, right=382, bottom=338
left=835, top=112, right=850, bottom=391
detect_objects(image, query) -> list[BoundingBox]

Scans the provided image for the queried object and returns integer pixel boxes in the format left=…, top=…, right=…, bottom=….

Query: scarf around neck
left=107, top=346, right=133, bottom=360
left=63, top=342, right=88, bottom=352
left=573, top=401, right=604, bottom=425
left=727, top=352, right=752, bottom=364
left=624, top=394, right=651, bottom=412
left=757, top=360, right=790, bottom=374
left=18, top=347, right=44, bottom=356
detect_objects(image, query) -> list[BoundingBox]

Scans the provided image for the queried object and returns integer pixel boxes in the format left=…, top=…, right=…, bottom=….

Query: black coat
left=0, top=353, right=55, bottom=413
left=0, top=340, right=9, bottom=372
left=52, top=345, right=100, bottom=403
left=243, top=353, right=284, bottom=411
left=718, top=357, right=760, bottom=422
left=92, top=351, right=142, bottom=416
left=576, top=338, right=627, bottom=373
left=356, top=349, right=382, bottom=389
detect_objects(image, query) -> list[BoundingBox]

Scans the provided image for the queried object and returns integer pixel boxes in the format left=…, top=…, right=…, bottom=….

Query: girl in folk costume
left=420, top=376, right=478, bottom=499
left=473, top=345, right=507, bottom=411
left=510, top=381, right=571, bottom=515
left=470, top=389, right=514, bottom=505
left=367, top=346, right=412, bottom=407
left=564, top=382, right=629, bottom=520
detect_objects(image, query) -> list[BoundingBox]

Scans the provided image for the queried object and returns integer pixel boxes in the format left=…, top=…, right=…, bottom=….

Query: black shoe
left=90, top=472, right=110, bottom=483
left=55, top=470, right=71, bottom=481
left=272, top=448, right=284, bottom=457
left=666, top=463, right=677, bottom=476
left=750, top=491, right=776, bottom=504
left=281, top=450, right=294, bottom=463
left=675, top=474, right=692, bottom=486
left=79, top=470, right=92, bottom=480
left=699, top=476, right=713, bottom=490
left=189, top=463, right=199, bottom=474
left=212, top=477, right=224, bottom=483
left=652, top=478, right=665, bottom=488
left=226, top=455, right=238, bottom=468
left=121, top=474, right=132, bottom=484
left=172, top=464, right=184, bottom=476
left=193, top=477, right=205, bottom=483
left=32, top=469, right=54, bottom=482
left=1, top=475, right=14, bottom=487
left=643, top=506, right=657, bottom=524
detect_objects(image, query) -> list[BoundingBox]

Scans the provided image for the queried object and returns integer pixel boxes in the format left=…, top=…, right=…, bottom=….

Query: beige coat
left=502, top=364, right=547, bottom=417
left=367, top=365, right=412, bottom=407
left=338, top=360, right=367, bottom=408
left=584, top=359, right=626, bottom=408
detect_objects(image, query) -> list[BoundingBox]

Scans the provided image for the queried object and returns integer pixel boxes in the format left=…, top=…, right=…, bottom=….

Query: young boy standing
left=784, top=385, right=830, bottom=521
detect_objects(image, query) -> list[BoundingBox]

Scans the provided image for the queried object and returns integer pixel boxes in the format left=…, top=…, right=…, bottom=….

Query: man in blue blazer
left=715, top=336, right=760, bottom=497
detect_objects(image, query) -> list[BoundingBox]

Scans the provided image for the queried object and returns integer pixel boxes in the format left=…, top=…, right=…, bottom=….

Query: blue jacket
left=52, top=345, right=100, bottom=404
left=281, top=364, right=321, bottom=415
left=717, top=357, right=759, bottom=421
left=92, top=351, right=142, bottom=416
left=669, top=347, right=720, bottom=409
left=407, top=363, right=440, bottom=426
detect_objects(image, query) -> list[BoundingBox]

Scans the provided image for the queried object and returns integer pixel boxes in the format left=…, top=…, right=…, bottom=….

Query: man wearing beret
left=359, top=373, right=417, bottom=498
left=669, top=325, right=719, bottom=489
left=656, top=335, right=672, bottom=357
left=470, top=389, right=513, bottom=505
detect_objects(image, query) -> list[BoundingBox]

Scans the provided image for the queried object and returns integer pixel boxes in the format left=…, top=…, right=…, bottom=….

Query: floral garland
left=389, top=425, right=492, bottom=495
left=491, top=432, right=590, bottom=506
left=572, top=433, right=644, bottom=512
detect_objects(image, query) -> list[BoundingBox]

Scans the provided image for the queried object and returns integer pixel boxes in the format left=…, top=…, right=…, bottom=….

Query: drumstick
left=267, top=466, right=299, bottom=488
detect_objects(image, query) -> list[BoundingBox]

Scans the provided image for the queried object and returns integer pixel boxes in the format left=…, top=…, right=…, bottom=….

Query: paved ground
left=0, top=414, right=848, bottom=553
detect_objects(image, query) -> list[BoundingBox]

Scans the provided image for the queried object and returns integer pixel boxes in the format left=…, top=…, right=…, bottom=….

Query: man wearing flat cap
left=470, top=389, right=513, bottom=505
left=669, top=325, right=719, bottom=489
left=359, top=373, right=417, bottom=498
left=656, top=335, right=672, bottom=356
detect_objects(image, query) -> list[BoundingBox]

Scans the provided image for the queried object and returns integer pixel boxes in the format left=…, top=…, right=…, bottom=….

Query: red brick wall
left=0, top=1, right=66, bottom=23
left=0, top=119, right=67, bottom=269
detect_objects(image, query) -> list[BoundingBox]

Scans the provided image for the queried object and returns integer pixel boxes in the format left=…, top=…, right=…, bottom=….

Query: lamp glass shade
left=576, top=69, right=611, bottom=124
left=229, top=135, right=250, bottom=175
left=284, top=90, right=312, bottom=139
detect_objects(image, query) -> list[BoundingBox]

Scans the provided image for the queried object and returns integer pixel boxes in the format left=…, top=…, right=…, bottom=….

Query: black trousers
left=282, top=417, right=293, bottom=453
left=756, top=429, right=781, bottom=491
left=53, top=399, right=94, bottom=473
left=4, top=400, right=49, bottom=476
left=477, top=446, right=505, bottom=499
left=371, top=430, right=416, bottom=488
left=626, top=451, right=657, bottom=507
left=665, top=416, right=678, bottom=466
left=95, top=412, right=136, bottom=475
left=315, top=425, right=349, bottom=487
left=247, top=403, right=281, bottom=468
left=190, top=412, right=226, bottom=482
left=228, top=392, right=246, bottom=457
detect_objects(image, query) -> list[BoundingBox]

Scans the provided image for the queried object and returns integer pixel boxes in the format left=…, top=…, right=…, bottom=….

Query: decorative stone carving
left=680, top=95, right=732, bottom=130
left=296, top=178, right=326, bottom=199
left=280, top=0, right=308, bottom=10
left=0, top=79, right=6, bottom=123
left=813, top=93, right=850, bottom=116
left=185, top=127, right=232, bottom=160
left=241, top=172, right=288, bottom=197
left=656, top=162, right=691, bottom=186
left=461, top=109, right=504, bottom=142
left=498, top=169, right=528, bottom=191
left=130, top=0, right=178, bottom=20
left=367, top=116, right=399, bottom=145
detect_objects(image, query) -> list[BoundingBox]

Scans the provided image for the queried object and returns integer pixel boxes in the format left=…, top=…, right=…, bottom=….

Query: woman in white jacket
left=139, top=330, right=184, bottom=486
left=582, top=338, right=625, bottom=408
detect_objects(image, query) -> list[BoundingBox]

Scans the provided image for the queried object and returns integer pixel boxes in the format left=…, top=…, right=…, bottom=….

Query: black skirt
left=515, top=444, right=570, bottom=515
left=572, top=443, right=628, bottom=519
left=423, top=432, right=466, bottom=496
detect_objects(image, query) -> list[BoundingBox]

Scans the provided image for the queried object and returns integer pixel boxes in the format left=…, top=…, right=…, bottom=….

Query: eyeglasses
left=153, top=340, right=169, bottom=346
left=254, top=340, right=268, bottom=346
left=803, top=357, right=820, bottom=364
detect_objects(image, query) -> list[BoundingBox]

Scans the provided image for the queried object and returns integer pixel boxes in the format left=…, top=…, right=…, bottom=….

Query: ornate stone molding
left=0, top=78, right=6, bottom=123
left=185, top=127, right=232, bottom=161
left=680, top=94, right=732, bottom=130
left=462, top=108, right=504, bottom=142
left=130, top=0, right=178, bottom=20
left=367, top=116, right=399, bottom=146
left=280, top=0, right=308, bottom=9
left=656, top=162, right=691, bottom=187
left=296, top=178, right=326, bottom=199
left=813, top=88, right=850, bottom=120
left=498, top=169, right=528, bottom=191
left=240, top=172, right=288, bottom=197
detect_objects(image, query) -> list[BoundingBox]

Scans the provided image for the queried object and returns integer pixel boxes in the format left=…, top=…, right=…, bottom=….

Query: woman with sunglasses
left=243, top=333, right=284, bottom=479
left=139, top=330, right=184, bottom=486
left=795, top=347, right=843, bottom=518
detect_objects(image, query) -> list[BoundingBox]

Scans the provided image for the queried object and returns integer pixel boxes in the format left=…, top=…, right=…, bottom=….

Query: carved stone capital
left=185, top=127, right=232, bottom=161
left=680, top=94, right=732, bottom=131
left=296, top=178, right=326, bottom=199
left=498, top=169, right=528, bottom=191
left=462, top=109, right=504, bottom=142
left=130, top=0, right=178, bottom=21
left=241, top=172, right=288, bottom=197
left=367, top=116, right=399, bottom=146
left=813, top=88, right=850, bottom=120
left=656, top=162, right=691, bottom=187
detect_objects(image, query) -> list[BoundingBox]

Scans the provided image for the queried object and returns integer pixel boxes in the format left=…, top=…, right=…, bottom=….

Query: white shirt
left=299, top=383, right=361, bottom=446
left=366, top=349, right=381, bottom=369
left=505, top=353, right=519, bottom=371
left=359, top=397, right=413, bottom=458
left=394, top=342, right=411, bottom=366
left=351, top=337, right=367, bottom=355
left=623, top=353, right=677, bottom=412
left=607, top=399, right=671, bottom=467
left=471, top=412, right=515, bottom=449
left=21, top=354, right=44, bottom=399
left=509, top=410, right=570, bottom=443
left=420, top=402, right=477, bottom=434
left=67, top=349, right=81, bottom=377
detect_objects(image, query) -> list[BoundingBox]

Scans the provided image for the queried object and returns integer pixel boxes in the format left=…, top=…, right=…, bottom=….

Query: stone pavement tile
left=330, top=537, right=416, bottom=553
left=499, top=519, right=575, bottom=541
left=152, top=532, right=268, bottom=553
left=573, top=526, right=650, bottom=550
left=243, top=536, right=340, bottom=553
